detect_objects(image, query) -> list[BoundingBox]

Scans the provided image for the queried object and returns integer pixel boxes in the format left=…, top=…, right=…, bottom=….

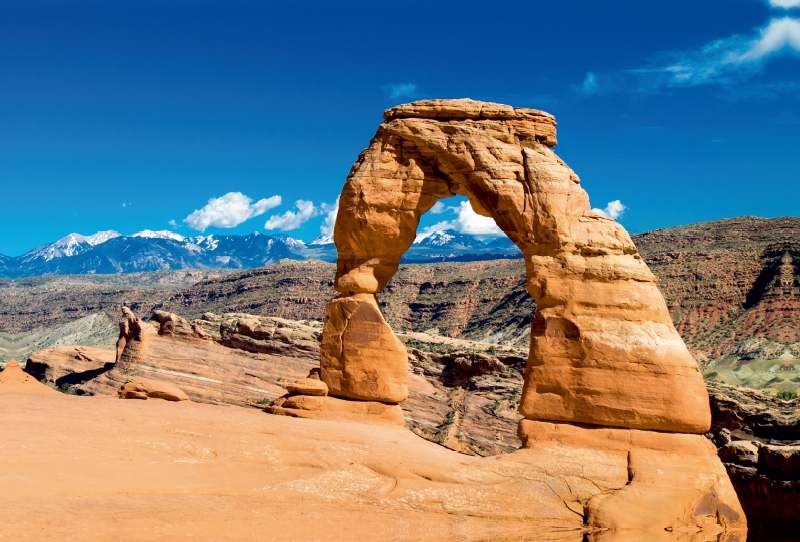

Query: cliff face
left=636, top=216, right=800, bottom=396
left=706, top=382, right=800, bottom=539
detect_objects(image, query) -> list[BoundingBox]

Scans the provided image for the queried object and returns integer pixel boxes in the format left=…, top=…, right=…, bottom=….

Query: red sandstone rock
left=286, top=378, right=328, bottom=396
left=25, top=346, right=115, bottom=387
left=320, top=293, right=408, bottom=403
left=118, top=379, right=189, bottom=401
left=517, top=420, right=745, bottom=534
left=322, top=98, right=709, bottom=434
left=268, top=394, right=406, bottom=426
left=0, top=359, right=58, bottom=395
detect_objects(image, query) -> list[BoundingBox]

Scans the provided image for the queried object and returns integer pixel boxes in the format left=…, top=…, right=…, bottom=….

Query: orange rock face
left=320, top=293, right=408, bottom=403
left=0, top=359, right=58, bottom=395
left=322, top=98, right=709, bottom=433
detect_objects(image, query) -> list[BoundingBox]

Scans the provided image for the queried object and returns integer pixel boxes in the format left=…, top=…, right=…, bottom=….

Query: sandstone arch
left=320, top=99, right=710, bottom=434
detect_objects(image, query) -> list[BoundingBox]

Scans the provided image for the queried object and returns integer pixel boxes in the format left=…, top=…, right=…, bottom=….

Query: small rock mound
left=0, top=359, right=59, bottom=395
left=286, top=378, right=328, bottom=397
left=118, top=379, right=189, bottom=402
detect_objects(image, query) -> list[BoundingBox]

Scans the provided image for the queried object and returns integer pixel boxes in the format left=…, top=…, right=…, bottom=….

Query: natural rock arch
left=320, top=99, right=710, bottom=434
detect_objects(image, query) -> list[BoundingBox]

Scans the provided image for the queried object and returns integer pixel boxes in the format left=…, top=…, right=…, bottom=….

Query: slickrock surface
left=326, top=98, right=708, bottom=433
left=0, top=393, right=744, bottom=541
left=0, top=359, right=58, bottom=394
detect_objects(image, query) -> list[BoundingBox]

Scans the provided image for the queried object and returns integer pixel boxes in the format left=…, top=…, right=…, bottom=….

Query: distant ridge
left=0, top=229, right=521, bottom=278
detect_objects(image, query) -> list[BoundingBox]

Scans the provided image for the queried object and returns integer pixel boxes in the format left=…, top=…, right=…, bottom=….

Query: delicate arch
left=320, top=99, right=710, bottom=434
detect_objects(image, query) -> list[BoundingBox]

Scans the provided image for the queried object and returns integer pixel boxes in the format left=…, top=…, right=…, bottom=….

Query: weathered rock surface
left=115, top=306, right=152, bottom=369
left=707, top=382, right=800, bottom=538
left=324, top=98, right=708, bottom=433
left=285, top=377, right=328, bottom=396
left=320, top=293, right=408, bottom=403
left=25, top=345, right=115, bottom=388
left=0, top=393, right=745, bottom=541
left=284, top=98, right=744, bottom=535
left=0, top=359, right=58, bottom=395
left=518, top=420, right=743, bottom=535
left=269, top=395, right=405, bottom=426
left=219, top=314, right=322, bottom=360
left=118, top=379, right=189, bottom=401
left=26, top=310, right=322, bottom=406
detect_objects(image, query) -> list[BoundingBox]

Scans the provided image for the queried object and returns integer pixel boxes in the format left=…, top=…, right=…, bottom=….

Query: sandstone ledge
left=0, top=393, right=746, bottom=541
left=267, top=395, right=405, bottom=427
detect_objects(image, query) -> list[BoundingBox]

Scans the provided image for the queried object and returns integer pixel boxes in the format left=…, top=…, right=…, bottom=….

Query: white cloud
left=770, top=0, right=800, bottom=8
left=592, top=200, right=627, bottom=220
left=264, top=200, right=319, bottom=231
left=738, top=17, right=800, bottom=61
left=184, top=192, right=281, bottom=232
left=629, top=17, right=800, bottom=88
left=318, top=197, right=339, bottom=236
left=387, top=83, right=417, bottom=99
left=168, top=219, right=178, bottom=228
left=429, top=201, right=447, bottom=214
left=424, top=200, right=503, bottom=239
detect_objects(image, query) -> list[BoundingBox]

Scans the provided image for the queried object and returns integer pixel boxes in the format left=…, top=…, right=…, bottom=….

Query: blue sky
left=2, top=0, right=800, bottom=255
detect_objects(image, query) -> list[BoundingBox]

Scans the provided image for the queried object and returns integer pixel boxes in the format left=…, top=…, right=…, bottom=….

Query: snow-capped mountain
left=17, top=230, right=121, bottom=264
left=413, top=230, right=486, bottom=249
left=0, top=228, right=521, bottom=278
left=131, top=230, right=186, bottom=242
left=309, top=233, right=333, bottom=245
left=85, top=230, right=122, bottom=245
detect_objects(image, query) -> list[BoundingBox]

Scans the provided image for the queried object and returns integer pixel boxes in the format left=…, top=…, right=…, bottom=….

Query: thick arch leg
left=320, top=293, right=408, bottom=403
left=319, top=131, right=453, bottom=403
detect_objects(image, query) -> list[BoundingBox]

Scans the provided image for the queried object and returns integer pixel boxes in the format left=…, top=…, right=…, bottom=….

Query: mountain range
left=0, top=229, right=521, bottom=278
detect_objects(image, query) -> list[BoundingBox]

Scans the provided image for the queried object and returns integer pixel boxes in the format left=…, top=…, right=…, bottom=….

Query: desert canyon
left=4, top=99, right=783, bottom=541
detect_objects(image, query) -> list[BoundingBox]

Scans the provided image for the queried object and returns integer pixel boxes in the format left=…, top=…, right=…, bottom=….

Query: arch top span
left=320, top=98, right=710, bottom=434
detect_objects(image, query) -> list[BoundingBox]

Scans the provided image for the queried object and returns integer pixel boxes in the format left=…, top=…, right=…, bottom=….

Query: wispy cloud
left=184, top=192, right=281, bottom=232
left=581, top=72, right=600, bottom=94
left=385, top=83, right=418, bottom=100
left=263, top=200, right=319, bottom=231
left=168, top=219, right=178, bottom=228
left=769, top=0, right=800, bottom=8
left=636, top=17, right=800, bottom=89
left=592, top=200, right=626, bottom=220
left=580, top=15, right=800, bottom=94
left=424, top=200, right=504, bottom=239
left=318, top=197, right=339, bottom=236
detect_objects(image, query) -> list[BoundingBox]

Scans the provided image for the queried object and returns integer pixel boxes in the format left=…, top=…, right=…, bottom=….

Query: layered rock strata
left=307, top=99, right=744, bottom=536
left=707, top=382, right=800, bottom=538
left=27, top=310, right=324, bottom=406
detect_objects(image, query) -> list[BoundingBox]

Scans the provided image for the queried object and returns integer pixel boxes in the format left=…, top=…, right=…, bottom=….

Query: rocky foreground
left=4, top=332, right=742, bottom=541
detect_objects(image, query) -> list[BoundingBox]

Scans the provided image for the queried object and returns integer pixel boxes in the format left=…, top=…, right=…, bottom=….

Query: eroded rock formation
left=307, top=99, right=745, bottom=536
left=0, top=359, right=58, bottom=395
left=707, top=382, right=800, bottom=538
left=115, top=306, right=150, bottom=369
left=322, top=98, right=708, bottom=432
